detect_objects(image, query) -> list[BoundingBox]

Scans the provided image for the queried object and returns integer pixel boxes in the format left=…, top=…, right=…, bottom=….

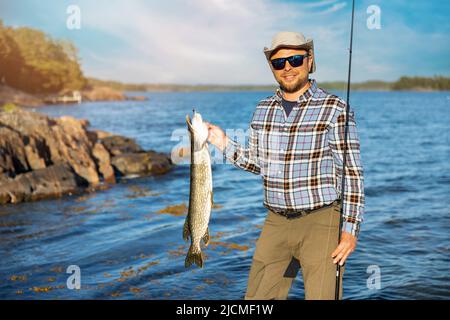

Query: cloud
left=76, top=0, right=357, bottom=84
left=78, top=0, right=274, bottom=83
left=302, top=0, right=340, bottom=8
left=318, top=2, right=347, bottom=15
left=76, top=0, right=321, bottom=84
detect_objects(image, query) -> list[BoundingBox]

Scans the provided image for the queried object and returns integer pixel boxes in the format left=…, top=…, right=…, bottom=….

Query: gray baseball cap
left=263, top=31, right=316, bottom=73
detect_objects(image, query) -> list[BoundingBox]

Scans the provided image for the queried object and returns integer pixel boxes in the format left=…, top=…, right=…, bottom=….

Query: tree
left=0, top=20, right=86, bottom=94
left=0, top=20, right=26, bottom=88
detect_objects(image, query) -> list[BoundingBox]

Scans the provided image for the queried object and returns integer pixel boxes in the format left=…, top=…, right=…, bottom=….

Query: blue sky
left=1, top=0, right=449, bottom=84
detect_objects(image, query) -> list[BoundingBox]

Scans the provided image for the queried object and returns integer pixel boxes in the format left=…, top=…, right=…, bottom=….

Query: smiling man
left=206, top=31, right=365, bottom=300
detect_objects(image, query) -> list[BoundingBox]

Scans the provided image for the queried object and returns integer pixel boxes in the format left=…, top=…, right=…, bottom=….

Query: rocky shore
left=0, top=107, right=172, bottom=205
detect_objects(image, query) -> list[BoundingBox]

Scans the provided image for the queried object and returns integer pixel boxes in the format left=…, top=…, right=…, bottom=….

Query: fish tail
left=202, top=227, right=210, bottom=246
left=185, top=244, right=204, bottom=268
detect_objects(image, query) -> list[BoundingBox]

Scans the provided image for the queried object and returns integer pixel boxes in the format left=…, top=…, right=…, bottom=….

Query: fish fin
left=202, top=228, right=210, bottom=246
left=183, top=216, right=190, bottom=241
left=185, top=245, right=204, bottom=268
left=210, top=190, right=213, bottom=207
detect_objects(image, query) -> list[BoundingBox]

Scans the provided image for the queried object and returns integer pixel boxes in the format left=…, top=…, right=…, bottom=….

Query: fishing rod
left=335, top=0, right=355, bottom=300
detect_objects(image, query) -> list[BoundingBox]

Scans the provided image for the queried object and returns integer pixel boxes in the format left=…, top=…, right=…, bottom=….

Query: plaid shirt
left=225, top=79, right=365, bottom=237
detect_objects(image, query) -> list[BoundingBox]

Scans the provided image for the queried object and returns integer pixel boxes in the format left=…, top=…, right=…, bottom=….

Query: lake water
left=0, top=90, right=449, bottom=299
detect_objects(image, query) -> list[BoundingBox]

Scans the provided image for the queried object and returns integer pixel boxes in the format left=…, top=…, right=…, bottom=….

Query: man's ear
left=308, top=52, right=314, bottom=73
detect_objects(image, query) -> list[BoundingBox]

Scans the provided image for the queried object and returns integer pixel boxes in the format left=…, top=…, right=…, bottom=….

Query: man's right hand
left=204, top=122, right=228, bottom=152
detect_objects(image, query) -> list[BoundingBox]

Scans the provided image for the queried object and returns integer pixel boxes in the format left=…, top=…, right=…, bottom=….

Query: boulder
left=92, top=142, right=116, bottom=184
left=0, top=163, right=89, bottom=204
left=111, top=151, right=172, bottom=177
left=101, top=135, right=144, bottom=156
left=88, top=129, right=115, bottom=141
left=0, top=107, right=173, bottom=205
left=0, top=126, right=31, bottom=176
left=0, top=108, right=101, bottom=184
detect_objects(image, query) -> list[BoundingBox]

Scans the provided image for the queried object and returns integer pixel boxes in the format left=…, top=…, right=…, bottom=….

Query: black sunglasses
left=270, top=54, right=309, bottom=70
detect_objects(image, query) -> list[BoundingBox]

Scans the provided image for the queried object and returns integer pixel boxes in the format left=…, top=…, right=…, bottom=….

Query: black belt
left=271, top=199, right=341, bottom=220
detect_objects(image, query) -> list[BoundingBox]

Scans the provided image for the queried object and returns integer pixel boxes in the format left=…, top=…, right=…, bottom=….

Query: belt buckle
left=285, top=213, right=296, bottom=219
left=285, top=210, right=308, bottom=219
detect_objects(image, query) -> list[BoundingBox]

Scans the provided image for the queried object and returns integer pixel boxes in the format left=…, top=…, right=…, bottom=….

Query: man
left=206, top=31, right=364, bottom=300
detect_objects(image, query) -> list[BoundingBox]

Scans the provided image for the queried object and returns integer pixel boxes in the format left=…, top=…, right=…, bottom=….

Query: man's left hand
left=331, top=232, right=357, bottom=266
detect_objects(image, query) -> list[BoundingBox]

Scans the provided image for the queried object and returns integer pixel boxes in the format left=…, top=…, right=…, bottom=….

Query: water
left=0, top=90, right=449, bottom=299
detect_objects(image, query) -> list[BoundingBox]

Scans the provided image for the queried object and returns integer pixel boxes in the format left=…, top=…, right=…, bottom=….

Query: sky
left=1, top=0, right=449, bottom=84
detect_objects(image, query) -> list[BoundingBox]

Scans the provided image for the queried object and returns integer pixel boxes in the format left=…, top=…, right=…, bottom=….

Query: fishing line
left=335, top=0, right=356, bottom=301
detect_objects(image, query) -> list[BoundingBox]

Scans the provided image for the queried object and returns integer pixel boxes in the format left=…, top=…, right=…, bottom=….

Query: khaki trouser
left=245, top=200, right=345, bottom=300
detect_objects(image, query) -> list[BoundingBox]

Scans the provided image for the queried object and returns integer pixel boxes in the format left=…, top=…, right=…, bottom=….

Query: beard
left=278, top=75, right=308, bottom=93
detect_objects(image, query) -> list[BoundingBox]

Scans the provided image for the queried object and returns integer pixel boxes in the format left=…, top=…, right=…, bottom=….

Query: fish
left=183, top=110, right=213, bottom=268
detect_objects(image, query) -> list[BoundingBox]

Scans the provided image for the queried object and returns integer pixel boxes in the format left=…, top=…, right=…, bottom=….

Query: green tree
left=0, top=20, right=26, bottom=88
left=0, top=20, right=86, bottom=94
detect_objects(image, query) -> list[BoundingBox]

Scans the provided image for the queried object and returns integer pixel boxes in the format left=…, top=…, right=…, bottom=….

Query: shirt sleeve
left=328, top=106, right=365, bottom=237
left=224, top=121, right=261, bottom=175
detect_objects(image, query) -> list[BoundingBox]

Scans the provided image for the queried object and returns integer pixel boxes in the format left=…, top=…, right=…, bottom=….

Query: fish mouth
left=186, top=112, right=201, bottom=135
left=186, top=114, right=198, bottom=134
left=186, top=113, right=208, bottom=149
left=186, top=114, right=201, bottom=137
left=186, top=114, right=194, bottom=132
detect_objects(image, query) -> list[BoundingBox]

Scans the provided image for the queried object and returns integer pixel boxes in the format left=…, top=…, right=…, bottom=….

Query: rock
left=24, top=139, right=47, bottom=170
left=0, top=126, right=31, bottom=176
left=0, top=108, right=101, bottom=185
left=82, top=86, right=125, bottom=102
left=92, top=142, right=116, bottom=184
left=0, top=163, right=89, bottom=204
left=111, top=151, right=172, bottom=177
left=101, top=135, right=144, bottom=156
left=59, top=116, right=90, bottom=129
left=89, top=129, right=114, bottom=140
left=0, top=107, right=173, bottom=205
left=0, top=173, right=13, bottom=184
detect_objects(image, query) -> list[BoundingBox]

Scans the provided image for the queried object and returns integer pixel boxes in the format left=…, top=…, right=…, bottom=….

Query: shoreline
left=1, top=84, right=448, bottom=109
left=0, top=85, right=148, bottom=108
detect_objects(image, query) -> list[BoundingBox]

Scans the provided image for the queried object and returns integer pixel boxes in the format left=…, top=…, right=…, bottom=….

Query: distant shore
left=87, top=76, right=450, bottom=93
left=0, top=85, right=147, bottom=108
left=1, top=76, right=449, bottom=108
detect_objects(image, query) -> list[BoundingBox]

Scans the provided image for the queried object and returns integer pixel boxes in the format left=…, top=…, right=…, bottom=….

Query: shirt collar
left=275, top=79, right=317, bottom=103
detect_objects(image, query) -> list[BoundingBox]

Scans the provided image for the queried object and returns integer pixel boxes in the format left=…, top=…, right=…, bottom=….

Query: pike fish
left=184, top=110, right=213, bottom=268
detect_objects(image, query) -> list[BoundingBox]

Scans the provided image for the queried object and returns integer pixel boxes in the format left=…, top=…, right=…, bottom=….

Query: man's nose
left=284, top=61, right=292, bottom=71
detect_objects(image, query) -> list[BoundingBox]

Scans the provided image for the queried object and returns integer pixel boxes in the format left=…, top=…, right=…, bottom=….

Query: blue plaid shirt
left=225, top=79, right=365, bottom=237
